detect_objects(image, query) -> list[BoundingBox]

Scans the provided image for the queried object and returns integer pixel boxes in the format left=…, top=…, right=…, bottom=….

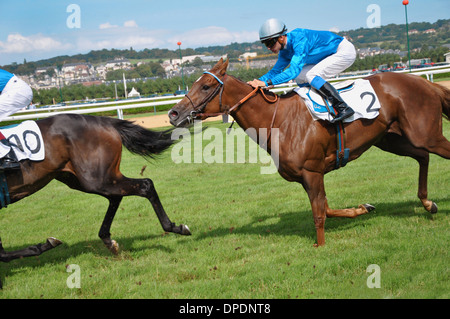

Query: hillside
left=2, top=19, right=449, bottom=75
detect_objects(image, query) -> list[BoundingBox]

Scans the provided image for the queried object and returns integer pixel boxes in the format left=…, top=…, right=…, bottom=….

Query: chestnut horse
left=0, top=114, right=190, bottom=287
left=168, top=58, right=450, bottom=247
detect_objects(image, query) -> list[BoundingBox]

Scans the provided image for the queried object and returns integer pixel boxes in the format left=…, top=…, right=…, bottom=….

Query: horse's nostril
left=169, top=110, right=178, bottom=118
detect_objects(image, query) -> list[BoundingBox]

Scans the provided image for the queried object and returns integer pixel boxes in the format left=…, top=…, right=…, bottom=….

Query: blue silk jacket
left=0, top=69, right=14, bottom=92
left=259, top=28, right=343, bottom=85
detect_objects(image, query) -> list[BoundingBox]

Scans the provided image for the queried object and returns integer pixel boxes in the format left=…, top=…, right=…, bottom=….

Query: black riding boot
left=317, top=82, right=355, bottom=123
left=0, top=140, right=20, bottom=171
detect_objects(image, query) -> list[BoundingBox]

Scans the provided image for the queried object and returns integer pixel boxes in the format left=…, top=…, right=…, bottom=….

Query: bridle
left=183, top=71, right=278, bottom=124
left=184, top=71, right=226, bottom=123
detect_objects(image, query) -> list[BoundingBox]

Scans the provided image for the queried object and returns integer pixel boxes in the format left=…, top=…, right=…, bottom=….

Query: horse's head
left=169, top=58, right=229, bottom=127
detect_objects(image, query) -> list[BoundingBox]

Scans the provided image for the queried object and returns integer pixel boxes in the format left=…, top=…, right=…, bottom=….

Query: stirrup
left=0, top=150, right=21, bottom=171
left=0, top=159, right=21, bottom=171
left=330, top=106, right=354, bottom=123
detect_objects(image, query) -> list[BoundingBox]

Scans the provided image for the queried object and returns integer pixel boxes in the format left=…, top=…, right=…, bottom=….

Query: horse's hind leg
left=375, top=133, right=438, bottom=214
left=0, top=236, right=62, bottom=263
left=96, top=176, right=191, bottom=253
left=421, top=134, right=450, bottom=160
left=128, top=177, right=191, bottom=236
left=398, top=104, right=450, bottom=159
left=98, top=196, right=122, bottom=254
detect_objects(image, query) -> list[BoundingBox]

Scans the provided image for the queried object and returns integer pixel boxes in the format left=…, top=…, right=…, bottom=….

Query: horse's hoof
left=47, top=237, right=62, bottom=247
left=108, top=240, right=120, bottom=255
left=361, top=203, right=376, bottom=213
left=181, top=224, right=192, bottom=236
left=430, top=202, right=438, bottom=214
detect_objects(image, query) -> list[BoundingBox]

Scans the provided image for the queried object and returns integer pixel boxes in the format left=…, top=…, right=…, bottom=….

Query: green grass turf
left=0, top=120, right=448, bottom=299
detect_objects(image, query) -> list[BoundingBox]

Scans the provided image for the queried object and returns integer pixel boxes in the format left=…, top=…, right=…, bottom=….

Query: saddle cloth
left=0, top=120, right=45, bottom=161
left=294, top=79, right=381, bottom=123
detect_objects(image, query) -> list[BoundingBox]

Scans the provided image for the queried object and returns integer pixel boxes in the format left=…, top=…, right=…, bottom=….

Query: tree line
left=32, top=67, right=270, bottom=106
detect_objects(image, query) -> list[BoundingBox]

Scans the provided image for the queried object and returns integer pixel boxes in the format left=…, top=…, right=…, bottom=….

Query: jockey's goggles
left=262, top=37, right=279, bottom=49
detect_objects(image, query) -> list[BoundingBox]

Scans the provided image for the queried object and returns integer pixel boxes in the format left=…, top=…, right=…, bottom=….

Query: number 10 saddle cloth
left=0, top=120, right=45, bottom=161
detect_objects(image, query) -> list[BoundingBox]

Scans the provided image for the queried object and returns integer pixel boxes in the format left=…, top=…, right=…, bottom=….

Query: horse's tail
left=433, top=82, right=450, bottom=121
left=112, top=119, right=174, bottom=159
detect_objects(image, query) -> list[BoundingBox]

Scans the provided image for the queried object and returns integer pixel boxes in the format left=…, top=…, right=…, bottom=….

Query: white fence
left=5, top=66, right=450, bottom=122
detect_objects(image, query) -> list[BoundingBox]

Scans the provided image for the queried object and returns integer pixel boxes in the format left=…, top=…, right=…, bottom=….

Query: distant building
left=238, top=52, right=257, bottom=61
left=61, top=62, right=94, bottom=83
left=105, top=58, right=131, bottom=71
left=445, top=52, right=450, bottom=64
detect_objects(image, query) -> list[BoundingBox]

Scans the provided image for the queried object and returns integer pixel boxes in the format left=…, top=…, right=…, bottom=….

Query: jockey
left=0, top=68, right=33, bottom=170
left=248, top=18, right=356, bottom=123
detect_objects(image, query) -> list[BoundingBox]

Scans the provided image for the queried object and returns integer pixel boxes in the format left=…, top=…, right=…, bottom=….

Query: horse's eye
left=202, top=85, right=210, bottom=91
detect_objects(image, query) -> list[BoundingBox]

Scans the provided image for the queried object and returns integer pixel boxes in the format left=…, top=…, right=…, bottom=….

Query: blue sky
left=0, top=0, right=449, bottom=65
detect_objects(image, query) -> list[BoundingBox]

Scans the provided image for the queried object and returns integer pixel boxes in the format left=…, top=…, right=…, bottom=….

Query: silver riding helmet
left=259, top=18, right=288, bottom=41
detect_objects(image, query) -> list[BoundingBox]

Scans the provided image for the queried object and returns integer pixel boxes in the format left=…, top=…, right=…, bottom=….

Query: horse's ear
left=210, top=58, right=223, bottom=73
left=210, top=57, right=228, bottom=75
left=218, top=58, right=229, bottom=76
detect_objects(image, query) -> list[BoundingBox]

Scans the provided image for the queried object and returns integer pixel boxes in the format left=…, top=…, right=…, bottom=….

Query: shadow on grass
left=194, top=197, right=449, bottom=241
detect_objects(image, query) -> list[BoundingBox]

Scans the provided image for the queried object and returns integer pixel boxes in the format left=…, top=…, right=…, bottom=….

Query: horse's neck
left=226, top=78, right=279, bottom=132
left=227, top=81, right=308, bottom=136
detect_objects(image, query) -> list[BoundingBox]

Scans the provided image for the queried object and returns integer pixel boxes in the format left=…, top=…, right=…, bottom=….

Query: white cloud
left=0, top=25, right=259, bottom=65
left=99, top=22, right=119, bottom=29
left=168, top=26, right=258, bottom=48
left=0, top=33, right=71, bottom=54
left=76, top=26, right=168, bottom=52
left=100, top=20, right=138, bottom=29
left=329, top=26, right=340, bottom=33
left=124, top=20, right=138, bottom=28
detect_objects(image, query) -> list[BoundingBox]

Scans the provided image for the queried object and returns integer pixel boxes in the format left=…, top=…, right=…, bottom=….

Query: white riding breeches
left=0, top=75, right=33, bottom=122
left=295, top=38, right=356, bottom=85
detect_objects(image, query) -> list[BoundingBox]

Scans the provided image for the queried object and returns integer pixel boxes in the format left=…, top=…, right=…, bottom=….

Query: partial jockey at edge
left=0, top=68, right=33, bottom=171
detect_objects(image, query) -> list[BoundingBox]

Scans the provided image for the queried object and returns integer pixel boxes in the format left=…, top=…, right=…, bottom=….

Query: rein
left=187, top=71, right=279, bottom=120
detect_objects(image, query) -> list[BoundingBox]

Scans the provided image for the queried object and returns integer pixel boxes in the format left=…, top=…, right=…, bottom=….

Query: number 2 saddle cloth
left=294, top=79, right=381, bottom=123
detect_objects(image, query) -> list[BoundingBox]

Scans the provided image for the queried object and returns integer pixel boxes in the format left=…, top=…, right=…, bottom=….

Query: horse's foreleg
left=325, top=204, right=375, bottom=218
left=302, top=171, right=375, bottom=246
left=98, top=196, right=122, bottom=254
left=0, top=237, right=62, bottom=263
left=302, top=171, right=328, bottom=247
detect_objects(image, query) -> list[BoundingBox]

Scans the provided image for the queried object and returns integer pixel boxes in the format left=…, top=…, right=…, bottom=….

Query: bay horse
left=0, top=114, right=190, bottom=287
left=168, top=58, right=450, bottom=247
